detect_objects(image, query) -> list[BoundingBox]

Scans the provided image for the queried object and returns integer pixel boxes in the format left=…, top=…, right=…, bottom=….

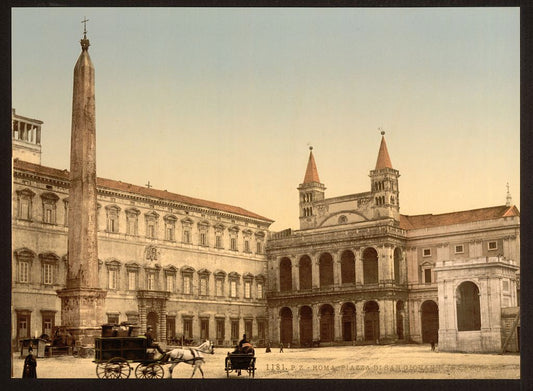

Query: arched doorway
left=364, top=301, right=380, bottom=342
left=280, top=307, right=293, bottom=345
left=319, top=304, right=334, bottom=342
left=279, top=258, right=292, bottom=291
left=341, top=250, right=355, bottom=284
left=341, top=302, right=356, bottom=341
left=299, top=306, right=313, bottom=347
left=421, top=300, right=439, bottom=343
left=299, top=256, right=312, bottom=290
left=147, top=311, right=159, bottom=339
left=319, top=253, right=334, bottom=287
left=456, top=281, right=481, bottom=331
left=363, top=248, right=378, bottom=284
left=396, top=300, right=405, bottom=340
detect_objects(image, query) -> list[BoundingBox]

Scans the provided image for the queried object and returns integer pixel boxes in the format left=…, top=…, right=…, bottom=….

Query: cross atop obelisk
left=80, top=17, right=90, bottom=51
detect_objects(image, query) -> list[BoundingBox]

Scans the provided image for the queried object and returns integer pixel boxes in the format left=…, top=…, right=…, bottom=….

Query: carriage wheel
left=135, top=363, right=165, bottom=379
left=225, top=357, right=230, bottom=378
left=105, top=357, right=131, bottom=379
left=96, top=363, right=107, bottom=379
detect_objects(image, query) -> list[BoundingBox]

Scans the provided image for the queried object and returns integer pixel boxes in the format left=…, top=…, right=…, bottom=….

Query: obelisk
left=57, top=19, right=106, bottom=346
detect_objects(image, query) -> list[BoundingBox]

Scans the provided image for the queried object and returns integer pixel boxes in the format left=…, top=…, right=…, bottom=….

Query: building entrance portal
left=147, top=311, right=159, bottom=339
left=364, top=301, right=379, bottom=342
left=421, top=300, right=439, bottom=343
left=319, top=304, right=334, bottom=342
left=280, top=307, right=293, bottom=345
left=341, top=303, right=356, bottom=341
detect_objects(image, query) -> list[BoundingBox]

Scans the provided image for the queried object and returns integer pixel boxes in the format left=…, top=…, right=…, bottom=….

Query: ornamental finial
left=80, top=17, right=90, bottom=51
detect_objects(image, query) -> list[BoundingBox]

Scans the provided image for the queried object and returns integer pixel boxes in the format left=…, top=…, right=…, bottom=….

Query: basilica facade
left=265, top=137, right=520, bottom=352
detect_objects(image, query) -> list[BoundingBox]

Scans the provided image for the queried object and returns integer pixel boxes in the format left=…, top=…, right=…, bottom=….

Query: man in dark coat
left=22, top=346, right=37, bottom=378
left=144, top=327, right=166, bottom=357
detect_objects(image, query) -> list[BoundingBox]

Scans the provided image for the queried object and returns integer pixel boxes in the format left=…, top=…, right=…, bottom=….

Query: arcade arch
left=319, top=304, right=335, bottom=342
left=364, top=301, right=380, bottom=341
left=363, top=248, right=378, bottom=284
left=421, top=300, right=439, bottom=343
left=299, top=255, right=312, bottom=290
left=319, top=253, right=334, bottom=287
left=280, top=307, right=293, bottom=344
left=456, top=281, right=481, bottom=331
left=341, top=302, right=356, bottom=341
left=299, top=306, right=313, bottom=346
left=279, top=257, right=292, bottom=291
left=341, top=250, right=355, bottom=284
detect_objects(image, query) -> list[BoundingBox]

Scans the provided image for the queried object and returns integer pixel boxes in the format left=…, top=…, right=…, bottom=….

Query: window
left=244, top=281, right=251, bottom=298
left=230, top=280, right=237, bottom=297
left=216, top=279, right=223, bottom=297
left=108, top=269, right=118, bottom=289
left=42, top=313, right=54, bottom=337
left=106, top=205, right=120, bottom=233
left=166, top=274, right=175, bottom=292
left=215, top=235, right=222, bottom=249
left=183, top=275, right=192, bottom=295
left=216, top=319, right=225, bottom=342
left=128, top=271, right=137, bottom=290
left=183, top=318, right=193, bottom=339
left=147, top=273, right=155, bottom=290
left=145, top=212, right=159, bottom=239
left=230, top=238, right=237, bottom=251
left=338, top=215, right=348, bottom=224
left=126, top=208, right=140, bottom=235
left=424, top=269, right=432, bottom=284
left=423, top=248, right=431, bottom=257
left=183, top=230, right=191, bottom=244
left=231, top=320, right=239, bottom=341
left=245, top=319, right=253, bottom=338
left=63, top=199, right=69, bottom=226
left=257, top=320, right=266, bottom=341
left=488, top=241, right=498, bottom=251
left=244, top=240, right=250, bottom=253
left=107, top=314, right=119, bottom=324
left=502, top=279, right=510, bottom=293
left=200, top=278, right=208, bottom=296
left=257, top=283, right=263, bottom=299
left=200, top=232, right=207, bottom=246
left=42, top=263, right=53, bottom=285
left=200, top=319, right=209, bottom=340
left=16, top=189, right=35, bottom=220
left=164, top=215, right=177, bottom=241
left=19, top=261, right=29, bottom=283
left=16, top=311, right=30, bottom=341
left=256, top=241, right=262, bottom=254
left=455, top=245, right=464, bottom=254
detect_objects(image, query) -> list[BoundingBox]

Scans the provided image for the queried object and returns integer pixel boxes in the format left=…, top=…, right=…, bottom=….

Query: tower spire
left=375, top=129, right=393, bottom=170
left=506, top=182, right=512, bottom=207
left=303, top=146, right=321, bottom=184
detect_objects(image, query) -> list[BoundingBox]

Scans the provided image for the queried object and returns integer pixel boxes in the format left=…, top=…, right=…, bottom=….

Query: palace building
left=11, top=33, right=520, bottom=354
left=12, top=112, right=273, bottom=349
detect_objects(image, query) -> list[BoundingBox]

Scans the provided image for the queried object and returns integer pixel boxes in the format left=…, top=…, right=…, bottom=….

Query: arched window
left=279, top=258, right=292, bottom=291
left=340, top=250, right=355, bottom=284
left=456, top=281, right=481, bottom=331
left=362, top=247, right=378, bottom=284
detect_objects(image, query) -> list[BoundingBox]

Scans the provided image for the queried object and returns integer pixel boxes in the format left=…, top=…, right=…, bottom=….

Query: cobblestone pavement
left=11, top=344, right=520, bottom=379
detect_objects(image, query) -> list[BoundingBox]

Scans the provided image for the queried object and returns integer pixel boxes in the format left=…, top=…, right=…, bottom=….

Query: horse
left=164, top=340, right=215, bottom=378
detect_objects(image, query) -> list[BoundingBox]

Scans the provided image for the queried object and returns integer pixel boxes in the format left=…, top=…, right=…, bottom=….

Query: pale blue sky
left=12, top=7, right=520, bottom=230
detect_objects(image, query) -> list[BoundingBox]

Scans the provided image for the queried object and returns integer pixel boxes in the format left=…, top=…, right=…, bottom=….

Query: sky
left=11, top=7, right=520, bottom=231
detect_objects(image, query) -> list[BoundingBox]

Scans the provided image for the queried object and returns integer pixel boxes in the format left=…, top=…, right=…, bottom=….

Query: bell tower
left=370, top=131, right=400, bottom=221
left=298, top=147, right=325, bottom=229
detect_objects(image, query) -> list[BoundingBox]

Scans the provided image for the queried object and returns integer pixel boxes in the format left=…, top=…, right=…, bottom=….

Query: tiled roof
left=400, top=205, right=520, bottom=230
left=13, top=159, right=274, bottom=222
left=375, top=135, right=393, bottom=170
left=303, top=149, right=321, bottom=184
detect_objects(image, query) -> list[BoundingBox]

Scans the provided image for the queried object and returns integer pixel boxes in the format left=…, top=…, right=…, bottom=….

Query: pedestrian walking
left=22, top=346, right=37, bottom=378
left=265, top=340, right=271, bottom=353
left=430, top=340, right=436, bottom=351
left=279, top=342, right=284, bottom=353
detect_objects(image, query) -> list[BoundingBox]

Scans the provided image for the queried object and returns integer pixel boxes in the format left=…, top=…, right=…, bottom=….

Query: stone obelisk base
left=57, top=288, right=107, bottom=346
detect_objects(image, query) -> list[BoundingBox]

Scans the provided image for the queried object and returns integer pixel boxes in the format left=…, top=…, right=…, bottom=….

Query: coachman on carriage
left=225, top=334, right=256, bottom=378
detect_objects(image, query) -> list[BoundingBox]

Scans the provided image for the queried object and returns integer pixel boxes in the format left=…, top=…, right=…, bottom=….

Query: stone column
left=57, top=32, right=106, bottom=346
left=292, top=306, right=299, bottom=346
left=355, top=301, right=364, bottom=342
left=333, top=252, right=341, bottom=286
left=311, top=254, right=320, bottom=289
left=292, top=258, right=300, bottom=291
left=312, top=304, right=320, bottom=341
left=355, top=248, right=364, bottom=286
left=159, top=306, right=167, bottom=345
left=334, top=302, right=342, bottom=342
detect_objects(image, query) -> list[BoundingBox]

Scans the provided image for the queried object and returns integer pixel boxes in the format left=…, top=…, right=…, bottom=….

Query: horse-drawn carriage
left=93, top=333, right=214, bottom=379
left=225, top=342, right=256, bottom=378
